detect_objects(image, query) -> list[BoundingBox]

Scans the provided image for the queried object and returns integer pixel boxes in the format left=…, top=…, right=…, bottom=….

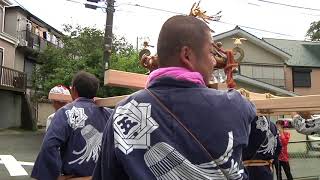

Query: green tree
left=34, top=25, right=147, bottom=99
left=306, top=20, right=320, bottom=41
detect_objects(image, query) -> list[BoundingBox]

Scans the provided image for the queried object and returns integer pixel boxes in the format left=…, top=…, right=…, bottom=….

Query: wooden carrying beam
left=95, top=94, right=320, bottom=115
left=105, top=70, right=222, bottom=89
left=101, top=69, right=320, bottom=114
left=94, top=95, right=128, bottom=107
left=104, top=70, right=147, bottom=89
left=254, top=95, right=320, bottom=115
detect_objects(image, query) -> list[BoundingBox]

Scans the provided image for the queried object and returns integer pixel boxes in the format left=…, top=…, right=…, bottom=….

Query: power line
left=248, top=2, right=260, bottom=7
left=123, top=3, right=293, bottom=37
left=215, top=21, right=292, bottom=37
left=125, top=3, right=184, bottom=15
left=248, top=2, right=320, bottom=17
left=256, top=0, right=320, bottom=12
left=64, top=0, right=83, bottom=5
left=60, top=0, right=293, bottom=37
left=64, top=0, right=108, bottom=9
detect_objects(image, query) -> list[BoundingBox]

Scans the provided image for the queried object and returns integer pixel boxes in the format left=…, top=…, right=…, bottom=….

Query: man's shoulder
left=102, top=107, right=114, bottom=117
left=62, top=101, right=76, bottom=110
left=103, top=107, right=113, bottom=112
left=117, top=90, right=148, bottom=105
left=204, top=88, right=256, bottom=118
left=46, top=113, right=56, bottom=123
left=120, top=88, right=244, bottom=103
left=63, top=99, right=96, bottom=110
left=48, top=113, right=55, bottom=118
left=201, top=88, right=249, bottom=104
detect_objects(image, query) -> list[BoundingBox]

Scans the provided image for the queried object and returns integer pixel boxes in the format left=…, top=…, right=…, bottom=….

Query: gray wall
left=0, top=89, right=22, bottom=129
left=37, top=101, right=54, bottom=127
left=14, top=50, right=24, bottom=72
left=0, top=37, right=16, bottom=69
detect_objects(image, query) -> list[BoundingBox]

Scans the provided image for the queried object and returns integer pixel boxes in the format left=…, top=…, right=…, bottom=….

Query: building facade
left=0, top=0, right=26, bottom=129
left=0, top=2, right=63, bottom=129
left=213, top=26, right=320, bottom=96
left=264, top=38, right=320, bottom=95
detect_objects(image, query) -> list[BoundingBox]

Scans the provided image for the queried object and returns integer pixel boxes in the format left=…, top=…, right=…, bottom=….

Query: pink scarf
left=146, top=67, right=205, bottom=87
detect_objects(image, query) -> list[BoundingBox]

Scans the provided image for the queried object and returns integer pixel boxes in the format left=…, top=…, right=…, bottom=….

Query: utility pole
left=104, top=0, right=115, bottom=70
left=85, top=0, right=115, bottom=70
left=136, top=36, right=139, bottom=52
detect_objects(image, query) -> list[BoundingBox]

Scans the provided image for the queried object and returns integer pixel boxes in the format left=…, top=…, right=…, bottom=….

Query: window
left=293, top=68, right=311, bottom=88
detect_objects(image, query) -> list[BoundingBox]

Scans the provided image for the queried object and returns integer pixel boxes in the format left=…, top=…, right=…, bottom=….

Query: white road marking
left=0, top=160, right=34, bottom=166
left=0, top=155, right=29, bottom=176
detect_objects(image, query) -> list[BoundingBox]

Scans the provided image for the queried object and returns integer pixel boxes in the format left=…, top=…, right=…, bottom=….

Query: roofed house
left=0, top=0, right=27, bottom=129
left=4, top=5, right=64, bottom=88
left=213, top=26, right=296, bottom=97
left=0, top=2, right=64, bottom=129
left=264, top=38, right=320, bottom=95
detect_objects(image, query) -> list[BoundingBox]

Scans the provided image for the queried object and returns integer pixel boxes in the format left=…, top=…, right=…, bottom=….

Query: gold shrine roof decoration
left=189, top=0, right=222, bottom=26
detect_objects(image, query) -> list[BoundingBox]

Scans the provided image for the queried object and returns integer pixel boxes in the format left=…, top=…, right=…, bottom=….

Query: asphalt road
left=0, top=130, right=44, bottom=180
left=1, top=129, right=320, bottom=180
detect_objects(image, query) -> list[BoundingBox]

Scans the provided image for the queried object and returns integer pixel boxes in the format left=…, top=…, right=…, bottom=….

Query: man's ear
left=179, top=46, right=196, bottom=71
left=70, top=86, right=78, bottom=100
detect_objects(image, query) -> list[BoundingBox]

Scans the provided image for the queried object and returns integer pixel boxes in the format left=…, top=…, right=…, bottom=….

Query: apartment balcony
left=0, top=65, right=27, bottom=92
left=17, top=30, right=61, bottom=54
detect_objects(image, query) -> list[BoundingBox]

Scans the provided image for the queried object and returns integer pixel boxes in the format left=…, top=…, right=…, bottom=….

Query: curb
left=0, top=128, right=45, bottom=136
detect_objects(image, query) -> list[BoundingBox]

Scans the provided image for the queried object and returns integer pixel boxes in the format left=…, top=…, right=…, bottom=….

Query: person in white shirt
left=46, top=85, right=72, bottom=131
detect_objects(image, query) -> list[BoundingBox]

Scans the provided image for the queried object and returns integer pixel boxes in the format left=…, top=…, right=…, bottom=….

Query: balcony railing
left=17, top=30, right=62, bottom=52
left=0, top=66, right=27, bottom=92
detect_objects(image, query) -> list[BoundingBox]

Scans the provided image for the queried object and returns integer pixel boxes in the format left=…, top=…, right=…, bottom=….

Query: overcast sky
left=13, top=0, right=320, bottom=52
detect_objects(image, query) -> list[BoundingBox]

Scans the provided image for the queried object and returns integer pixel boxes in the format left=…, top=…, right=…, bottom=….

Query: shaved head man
left=93, top=15, right=256, bottom=180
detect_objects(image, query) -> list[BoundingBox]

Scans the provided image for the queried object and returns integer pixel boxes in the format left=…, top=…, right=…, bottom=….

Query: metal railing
left=17, top=30, right=62, bottom=52
left=0, top=65, right=27, bottom=92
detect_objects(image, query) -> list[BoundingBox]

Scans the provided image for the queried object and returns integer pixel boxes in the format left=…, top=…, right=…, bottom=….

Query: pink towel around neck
left=146, top=67, right=205, bottom=87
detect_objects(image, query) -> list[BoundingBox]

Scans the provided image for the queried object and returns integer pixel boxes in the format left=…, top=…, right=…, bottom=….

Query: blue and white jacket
left=93, top=77, right=256, bottom=180
left=31, top=97, right=113, bottom=180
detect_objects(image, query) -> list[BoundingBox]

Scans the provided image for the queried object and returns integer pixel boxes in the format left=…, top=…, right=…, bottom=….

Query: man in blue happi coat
left=31, top=71, right=113, bottom=180
left=243, top=116, right=282, bottom=180
left=92, top=15, right=256, bottom=180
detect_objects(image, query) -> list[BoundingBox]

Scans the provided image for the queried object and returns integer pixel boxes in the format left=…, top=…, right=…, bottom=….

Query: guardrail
left=0, top=66, right=26, bottom=92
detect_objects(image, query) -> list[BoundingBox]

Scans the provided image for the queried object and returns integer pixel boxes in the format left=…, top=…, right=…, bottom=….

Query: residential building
left=0, top=2, right=63, bottom=129
left=4, top=5, right=63, bottom=88
left=212, top=26, right=320, bottom=124
left=264, top=38, right=320, bottom=95
left=0, top=0, right=26, bottom=129
left=213, top=26, right=296, bottom=97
